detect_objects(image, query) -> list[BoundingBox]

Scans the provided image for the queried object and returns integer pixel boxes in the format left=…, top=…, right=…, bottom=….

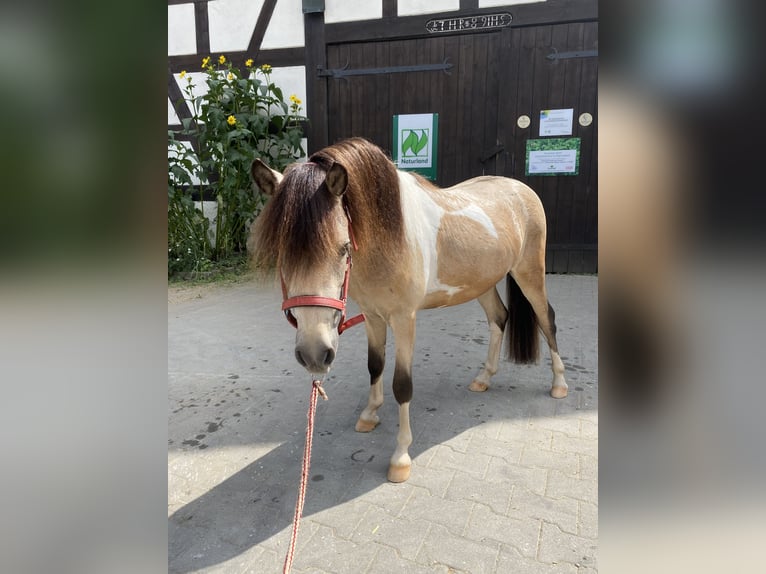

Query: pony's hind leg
left=469, top=287, right=508, bottom=392
left=356, top=314, right=387, bottom=432
left=509, top=269, right=568, bottom=398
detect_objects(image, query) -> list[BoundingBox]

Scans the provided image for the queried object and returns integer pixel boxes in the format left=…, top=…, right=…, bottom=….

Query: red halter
left=280, top=206, right=365, bottom=334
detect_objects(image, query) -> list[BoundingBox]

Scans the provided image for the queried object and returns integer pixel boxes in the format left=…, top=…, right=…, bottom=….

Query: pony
left=249, top=138, right=566, bottom=483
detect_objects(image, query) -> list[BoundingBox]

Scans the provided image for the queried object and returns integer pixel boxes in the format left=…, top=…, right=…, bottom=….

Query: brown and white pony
left=249, top=138, right=566, bottom=483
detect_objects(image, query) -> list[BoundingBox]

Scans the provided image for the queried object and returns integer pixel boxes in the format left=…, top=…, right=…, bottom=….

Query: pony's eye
left=340, top=242, right=351, bottom=257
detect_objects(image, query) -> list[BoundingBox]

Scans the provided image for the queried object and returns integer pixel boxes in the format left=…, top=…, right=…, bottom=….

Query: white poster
left=395, top=113, right=434, bottom=168
left=539, top=108, right=574, bottom=136
left=528, top=149, right=578, bottom=174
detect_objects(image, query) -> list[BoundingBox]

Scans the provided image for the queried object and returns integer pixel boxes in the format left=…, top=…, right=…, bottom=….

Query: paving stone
left=509, top=487, right=580, bottom=535
left=426, top=443, right=493, bottom=480
left=546, top=470, right=599, bottom=504
left=521, top=444, right=581, bottom=476
left=444, top=468, right=513, bottom=516
left=463, top=502, right=542, bottom=559
left=365, top=543, right=450, bottom=574
left=537, top=522, right=598, bottom=570
left=399, top=485, right=474, bottom=536
left=350, top=504, right=432, bottom=561
left=552, top=431, right=599, bottom=458
left=497, top=544, right=579, bottom=573
left=416, top=523, right=500, bottom=574
left=577, top=501, right=599, bottom=540
left=290, top=524, right=378, bottom=574
left=485, top=455, right=549, bottom=496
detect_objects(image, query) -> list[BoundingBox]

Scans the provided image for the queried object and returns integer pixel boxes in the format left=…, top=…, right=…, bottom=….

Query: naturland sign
left=393, top=113, right=439, bottom=181
left=425, top=13, right=512, bottom=34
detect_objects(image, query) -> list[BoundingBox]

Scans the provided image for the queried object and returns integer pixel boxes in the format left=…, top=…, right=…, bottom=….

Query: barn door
left=326, top=32, right=504, bottom=188
left=323, top=22, right=597, bottom=272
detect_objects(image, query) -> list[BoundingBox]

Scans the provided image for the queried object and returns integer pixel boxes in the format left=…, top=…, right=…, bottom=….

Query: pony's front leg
left=387, top=313, right=416, bottom=483
left=355, top=314, right=387, bottom=433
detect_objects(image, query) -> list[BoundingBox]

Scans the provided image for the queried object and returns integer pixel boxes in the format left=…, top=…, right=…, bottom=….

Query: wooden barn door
left=324, top=22, right=597, bottom=272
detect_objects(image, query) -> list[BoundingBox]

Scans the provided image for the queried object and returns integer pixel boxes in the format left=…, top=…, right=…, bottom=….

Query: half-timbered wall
left=168, top=0, right=598, bottom=272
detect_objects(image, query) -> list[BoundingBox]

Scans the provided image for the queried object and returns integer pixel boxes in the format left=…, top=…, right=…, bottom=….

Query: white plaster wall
left=208, top=0, right=265, bottom=53
left=268, top=66, right=306, bottom=108
left=325, top=0, right=382, bottom=23
left=398, top=0, right=459, bottom=16
left=262, top=0, right=305, bottom=49
left=479, top=0, right=546, bottom=7
left=168, top=4, right=197, bottom=56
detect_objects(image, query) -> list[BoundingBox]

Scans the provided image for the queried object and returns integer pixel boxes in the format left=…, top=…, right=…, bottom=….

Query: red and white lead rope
left=283, top=379, right=328, bottom=574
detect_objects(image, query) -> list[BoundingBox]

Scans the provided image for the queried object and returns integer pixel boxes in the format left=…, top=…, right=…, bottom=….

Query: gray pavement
left=168, top=274, right=598, bottom=573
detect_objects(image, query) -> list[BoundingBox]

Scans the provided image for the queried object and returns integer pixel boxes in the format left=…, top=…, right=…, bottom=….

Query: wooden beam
left=325, top=0, right=598, bottom=44
left=194, top=1, right=210, bottom=54
left=382, top=0, right=397, bottom=19
left=304, top=11, right=329, bottom=153
left=168, top=47, right=306, bottom=73
left=167, top=72, right=190, bottom=125
left=247, top=0, right=278, bottom=57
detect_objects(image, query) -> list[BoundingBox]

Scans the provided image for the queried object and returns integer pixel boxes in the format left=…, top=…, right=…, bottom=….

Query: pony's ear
left=251, top=158, right=283, bottom=196
left=325, top=162, right=348, bottom=197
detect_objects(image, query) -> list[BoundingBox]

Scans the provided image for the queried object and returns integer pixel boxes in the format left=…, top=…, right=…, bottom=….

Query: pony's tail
left=506, top=274, right=540, bottom=364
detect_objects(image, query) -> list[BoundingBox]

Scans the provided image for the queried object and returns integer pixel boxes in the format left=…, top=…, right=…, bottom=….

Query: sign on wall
left=392, top=113, right=439, bottom=180
left=525, top=138, right=581, bottom=176
left=425, top=13, right=512, bottom=34
left=539, top=108, right=574, bottom=136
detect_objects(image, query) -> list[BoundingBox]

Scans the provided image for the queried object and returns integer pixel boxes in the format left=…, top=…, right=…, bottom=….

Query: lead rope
left=283, top=379, right=328, bottom=574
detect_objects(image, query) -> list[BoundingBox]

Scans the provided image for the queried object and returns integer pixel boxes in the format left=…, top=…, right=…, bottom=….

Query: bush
left=168, top=56, right=305, bottom=276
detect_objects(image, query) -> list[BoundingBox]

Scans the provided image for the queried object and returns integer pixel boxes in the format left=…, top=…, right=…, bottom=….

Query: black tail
left=506, top=274, right=540, bottom=364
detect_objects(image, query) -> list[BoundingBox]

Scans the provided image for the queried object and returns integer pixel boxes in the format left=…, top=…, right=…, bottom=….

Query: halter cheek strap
left=280, top=207, right=365, bottom=334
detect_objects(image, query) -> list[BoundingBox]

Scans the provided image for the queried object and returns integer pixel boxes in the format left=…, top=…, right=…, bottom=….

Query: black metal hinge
left=546, top=49, right=598, bottom=61
left=318, top=59, right=453, bottom=79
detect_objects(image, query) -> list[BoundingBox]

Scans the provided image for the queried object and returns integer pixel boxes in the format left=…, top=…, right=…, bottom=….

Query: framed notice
left=525, top=138, right=581, bottom=176
left=392, top=113, right=439, bottom=180
left=539, top=108, right=574, bottom=136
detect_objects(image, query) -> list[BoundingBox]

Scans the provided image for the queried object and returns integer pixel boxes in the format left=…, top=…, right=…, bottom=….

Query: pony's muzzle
left=295, top=342, right=336, bottom=374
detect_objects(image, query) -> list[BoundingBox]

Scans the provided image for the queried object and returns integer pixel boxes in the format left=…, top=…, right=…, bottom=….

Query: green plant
left=168, top=130, right=213, bottom=275
left=168, top=56, right=306, bottom=276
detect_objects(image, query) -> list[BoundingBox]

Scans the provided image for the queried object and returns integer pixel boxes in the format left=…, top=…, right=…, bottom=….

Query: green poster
left=525, top=138, right=581, bottom=176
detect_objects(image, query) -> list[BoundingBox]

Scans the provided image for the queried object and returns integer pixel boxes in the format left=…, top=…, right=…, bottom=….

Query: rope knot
left=312, top=379, right=328, bottom=400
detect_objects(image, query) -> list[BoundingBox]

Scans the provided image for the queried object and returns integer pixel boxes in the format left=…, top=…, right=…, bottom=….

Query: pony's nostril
left=295, top=349, right=307, bottom=367
left=323, top=348, right=336, bottom=367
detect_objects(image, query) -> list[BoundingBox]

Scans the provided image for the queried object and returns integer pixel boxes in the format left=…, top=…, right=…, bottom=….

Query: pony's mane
left=250, top=138, right=404, bottom=275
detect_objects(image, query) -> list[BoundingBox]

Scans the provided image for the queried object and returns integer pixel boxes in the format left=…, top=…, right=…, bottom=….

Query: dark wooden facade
left=306, top=1, right=598, bottom=273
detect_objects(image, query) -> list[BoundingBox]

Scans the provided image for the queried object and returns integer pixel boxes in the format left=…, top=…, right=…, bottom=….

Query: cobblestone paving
left=169, top=275, right=597, bottom=573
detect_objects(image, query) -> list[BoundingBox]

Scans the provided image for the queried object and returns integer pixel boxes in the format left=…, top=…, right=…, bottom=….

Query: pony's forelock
left=249, top=138, right=405, bottom=277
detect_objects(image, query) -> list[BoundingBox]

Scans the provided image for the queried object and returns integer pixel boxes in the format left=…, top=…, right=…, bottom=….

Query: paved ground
left=168, top=274, right=598, bottom=573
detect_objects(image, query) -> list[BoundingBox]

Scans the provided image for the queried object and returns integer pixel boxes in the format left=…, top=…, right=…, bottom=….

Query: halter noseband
left=280, top=205, right=365, bottom=334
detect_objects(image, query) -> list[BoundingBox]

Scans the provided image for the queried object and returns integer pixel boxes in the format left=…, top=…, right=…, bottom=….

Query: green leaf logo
left=413, top=132, right=428, bottom=154
left=402, top=129, right=429, bottom=157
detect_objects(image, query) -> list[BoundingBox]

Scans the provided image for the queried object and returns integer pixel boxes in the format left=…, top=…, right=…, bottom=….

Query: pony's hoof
left=550, top=385, right=568, bottom=399
left=355, top=418, right=379, bottom=433
left=387, top=464, right=411, bottom=483
left=468, top=380, right=489, bottom=392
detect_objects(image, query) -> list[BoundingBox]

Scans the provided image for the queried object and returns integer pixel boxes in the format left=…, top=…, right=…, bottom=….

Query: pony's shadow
left=168, top=303, right=596, bottom=572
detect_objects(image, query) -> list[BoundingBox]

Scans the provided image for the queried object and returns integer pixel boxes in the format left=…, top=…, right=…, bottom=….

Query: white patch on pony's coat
left=450, top=205, right=499, bottom=239
left=398, top=172, right=462, bottom=297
